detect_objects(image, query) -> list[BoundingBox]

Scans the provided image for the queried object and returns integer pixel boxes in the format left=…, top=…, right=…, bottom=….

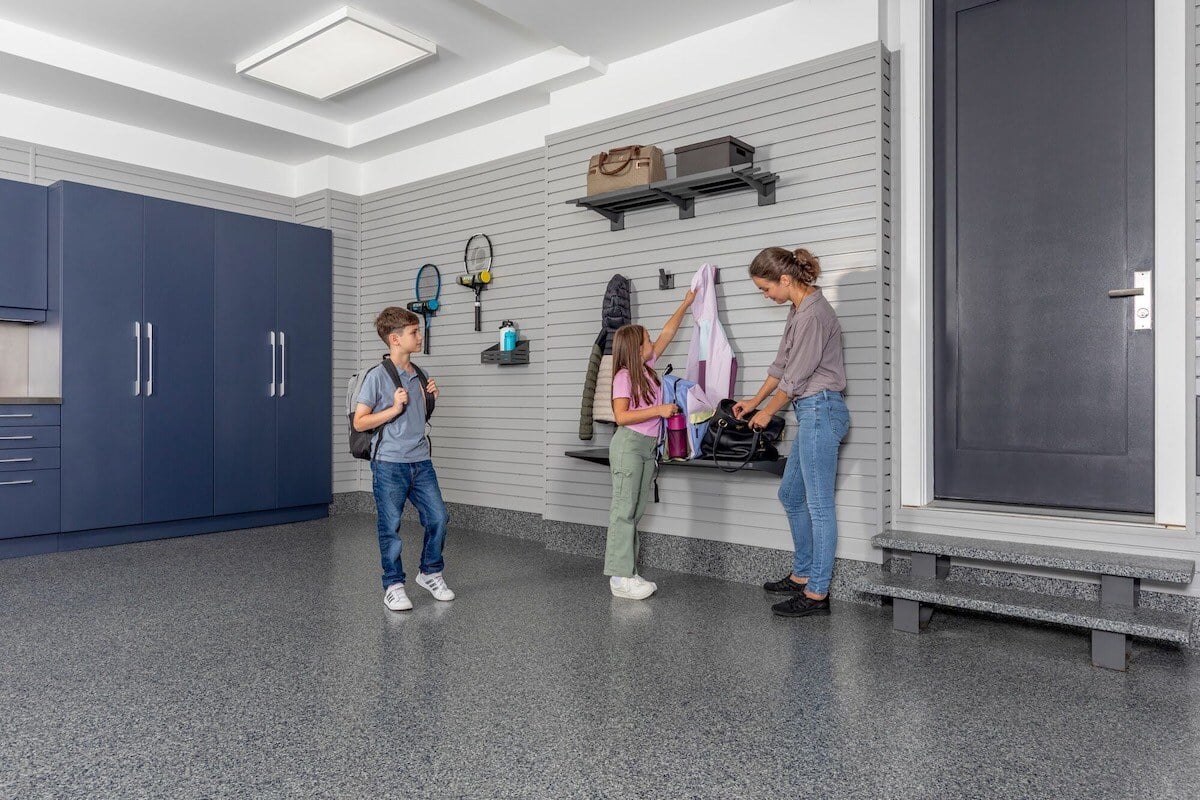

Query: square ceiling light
left=236, top=7, right=436, bottom=100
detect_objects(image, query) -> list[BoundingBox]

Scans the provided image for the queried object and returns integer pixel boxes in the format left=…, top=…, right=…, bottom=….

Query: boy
left=353, top=307, right=454, bottom=611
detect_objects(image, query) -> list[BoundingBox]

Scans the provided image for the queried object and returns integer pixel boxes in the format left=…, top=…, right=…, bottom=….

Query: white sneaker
left=383, top=583, right=412, bottom=611
left=610, top=575, right=657, bottom=600
left=416, top=572, right=455, bottom=601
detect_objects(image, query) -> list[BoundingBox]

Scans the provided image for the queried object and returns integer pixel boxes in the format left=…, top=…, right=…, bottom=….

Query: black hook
left=658, top=268, right=675, bottom=290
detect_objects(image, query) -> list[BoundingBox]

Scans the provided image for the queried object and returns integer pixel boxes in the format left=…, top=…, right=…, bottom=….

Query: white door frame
left=893, top=0, right=1194, bottom=530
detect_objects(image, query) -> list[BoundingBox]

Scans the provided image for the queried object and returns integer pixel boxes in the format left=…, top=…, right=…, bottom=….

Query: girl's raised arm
left=652, top=290, right=696, bottom=358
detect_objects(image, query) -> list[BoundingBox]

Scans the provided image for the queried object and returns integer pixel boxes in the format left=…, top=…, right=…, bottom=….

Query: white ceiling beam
left=348, top=46, right=602, bottom=147
left=0, top=18, right=348, bottom=146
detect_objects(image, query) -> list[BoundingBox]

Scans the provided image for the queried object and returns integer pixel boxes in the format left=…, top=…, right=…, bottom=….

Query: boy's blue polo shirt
left=356, top=362, right=430, bottom=463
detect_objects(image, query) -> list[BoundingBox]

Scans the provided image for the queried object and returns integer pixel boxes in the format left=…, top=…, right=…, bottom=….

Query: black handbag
left=700, top=399, right=786, bottom=473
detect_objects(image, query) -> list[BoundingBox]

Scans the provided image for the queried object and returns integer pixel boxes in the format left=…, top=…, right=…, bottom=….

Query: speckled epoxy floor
left=1, top=514, right=1197, bottom=800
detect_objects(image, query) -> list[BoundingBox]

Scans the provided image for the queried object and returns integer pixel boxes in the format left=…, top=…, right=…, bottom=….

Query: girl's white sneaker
left=610, top=575, right=657, bottom=600
left=416, top=572, right=455, bottom=601
left=384, top=583, right=412, bottom=611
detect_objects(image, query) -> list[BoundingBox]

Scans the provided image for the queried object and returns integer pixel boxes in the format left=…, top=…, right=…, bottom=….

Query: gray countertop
left=0, top=397, right=62, bottom=405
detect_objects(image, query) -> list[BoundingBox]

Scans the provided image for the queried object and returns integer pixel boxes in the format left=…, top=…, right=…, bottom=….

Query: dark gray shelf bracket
left=568, top=165, right=779, bottom=231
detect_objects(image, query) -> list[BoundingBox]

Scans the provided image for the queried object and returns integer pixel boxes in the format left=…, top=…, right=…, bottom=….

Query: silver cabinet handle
left=146, top=322, right=154, bottom=397
left=279, top=331, right=286, bottom=397
left=0, top=414, right=33, bottom=419
left=0, top=457, right=34, bottom=463
left=269, top=331, right=276, bottom=397
left=1107, top=288, right=1143, bottom=298
left=0, top=479, right=33, bottom=486
left=134, top=321, right=141, bottom=396
left=0, top=436, right=34, bottom=440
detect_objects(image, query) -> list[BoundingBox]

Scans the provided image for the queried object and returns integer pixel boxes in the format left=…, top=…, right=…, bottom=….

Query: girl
left=733, top=247, right=849, bottom=617
left=604, top=289, right=695, bottom=599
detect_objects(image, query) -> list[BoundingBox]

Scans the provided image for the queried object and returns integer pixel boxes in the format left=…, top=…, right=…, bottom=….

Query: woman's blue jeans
left=778, top=390, right=850, bottom=596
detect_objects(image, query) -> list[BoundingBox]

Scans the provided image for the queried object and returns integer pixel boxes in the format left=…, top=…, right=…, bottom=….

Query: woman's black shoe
left=772, top=593, right=831, bottom=617
left=763, top=575, right=808, bottom=594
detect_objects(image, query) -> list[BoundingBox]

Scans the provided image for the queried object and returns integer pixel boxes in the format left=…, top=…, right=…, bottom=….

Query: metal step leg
left=1092, top=630, right=1131, bottom=671
left=894, top=598, right=923, bottom=633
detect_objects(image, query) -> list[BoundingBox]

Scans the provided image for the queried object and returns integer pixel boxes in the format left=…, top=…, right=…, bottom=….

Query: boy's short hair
left=375, top=306, right=420, bottom=343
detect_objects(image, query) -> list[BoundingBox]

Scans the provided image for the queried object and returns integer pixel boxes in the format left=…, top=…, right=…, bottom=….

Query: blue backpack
left=661, top=369, right=715, bottom=460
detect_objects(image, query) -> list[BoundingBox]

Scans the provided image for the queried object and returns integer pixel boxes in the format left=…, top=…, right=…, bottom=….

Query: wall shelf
left=481, top=339, right=530, bottom=366
left=566, top=165, right=779, bottom=231
left=565, top=448, right=785, bottom=477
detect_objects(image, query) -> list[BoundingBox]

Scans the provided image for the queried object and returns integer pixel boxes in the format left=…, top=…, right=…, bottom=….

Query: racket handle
left=424, top=334, right=430, bottom=355
left=474, top=300, right=481, bottom=332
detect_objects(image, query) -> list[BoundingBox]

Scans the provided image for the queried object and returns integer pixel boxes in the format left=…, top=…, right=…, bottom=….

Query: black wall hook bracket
left=659, top=267, right=720, bottom=290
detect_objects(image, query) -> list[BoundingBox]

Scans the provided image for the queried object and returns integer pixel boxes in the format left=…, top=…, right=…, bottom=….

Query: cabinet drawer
left=0, top=426, right=60, bottom=449
left=0, top=469, right=59, bottom=539
left=0, top=406, right=60, bottom=427
left=0, top=448, right=59, bottom=472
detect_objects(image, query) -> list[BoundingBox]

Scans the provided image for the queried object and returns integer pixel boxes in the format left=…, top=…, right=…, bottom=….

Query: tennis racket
left=413, top=262, right=441, bottom=355
left=463, top=233, right=493, bottom=332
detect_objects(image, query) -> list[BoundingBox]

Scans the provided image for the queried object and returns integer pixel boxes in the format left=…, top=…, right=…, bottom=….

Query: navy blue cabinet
left=276, top=222, right=332, bottom=508
left=214, top=212, right=332, bottom=514
left=52, top=181, right=331, bottom=542
left=142, top=198, right=215, bottom=523
left=56, top=183, right=144, bottom=532
left=0, top=177, right=49, bottom=323
left=214, top=211, right=278, bottom=515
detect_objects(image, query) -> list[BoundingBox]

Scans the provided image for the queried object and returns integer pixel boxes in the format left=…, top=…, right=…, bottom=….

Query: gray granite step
left=874, top=530, right=1195, bottom=583
left=858, top=571, right=1192, bottom=644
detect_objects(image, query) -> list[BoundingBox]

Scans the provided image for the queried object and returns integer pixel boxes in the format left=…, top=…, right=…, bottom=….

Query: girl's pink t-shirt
left=612, top=354, right=662, bottom=439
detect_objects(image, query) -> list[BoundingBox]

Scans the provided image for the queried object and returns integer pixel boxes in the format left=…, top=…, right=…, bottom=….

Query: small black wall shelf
left=565, top=448, right=786, bottom=477
left=567, top=165, right=779, bottom=231
left=482, top=339, right=530, bottom=366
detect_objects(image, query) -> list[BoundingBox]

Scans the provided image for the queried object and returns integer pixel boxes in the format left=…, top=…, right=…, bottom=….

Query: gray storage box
left=673, top=136, right=755, bottom=177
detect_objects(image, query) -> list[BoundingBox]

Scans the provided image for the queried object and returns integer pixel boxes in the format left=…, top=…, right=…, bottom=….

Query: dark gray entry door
left=934, top=0, right=1154, bottom=513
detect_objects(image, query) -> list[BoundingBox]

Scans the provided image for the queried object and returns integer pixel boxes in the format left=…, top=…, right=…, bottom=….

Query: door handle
left=146, top=322, right=154, bottom=397
left=269, top=331, right=276, bottom=397
left=1108, top=271, right=1152, bottom=330
left=134, top=321, right=141, bottom=396
left=279, top=331, right=286, bottom=397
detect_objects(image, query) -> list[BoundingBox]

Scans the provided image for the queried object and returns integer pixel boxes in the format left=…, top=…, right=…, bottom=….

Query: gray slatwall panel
left=0, top=137, right=30, bottom=181
left=295, top=191, right=362, bottom=496
left=544, top=42, right=889, bottom=546
left=357, top=150, right=547, bottom=508
left=31, top=146, right=293, bottom=220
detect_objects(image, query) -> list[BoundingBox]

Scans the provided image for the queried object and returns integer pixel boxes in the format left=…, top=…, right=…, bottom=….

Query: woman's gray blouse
left=766, top=286, right=847, bottom=399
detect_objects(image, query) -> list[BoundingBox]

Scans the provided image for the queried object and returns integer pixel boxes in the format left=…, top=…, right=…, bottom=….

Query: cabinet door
left=275, top=222, right=332, bottom=507
left=58, top=183, right=144, bottom=532
left=142, top=198, right=215, bottom=523
left=0, top=178, right=48, bottom=320
left=214, top=211, right=277, bottom=514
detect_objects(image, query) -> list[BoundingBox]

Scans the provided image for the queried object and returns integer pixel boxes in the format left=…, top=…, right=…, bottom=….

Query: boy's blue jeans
left=778, top=390, right=850, bottom=597
left=370, top=460, right=449, bottom=589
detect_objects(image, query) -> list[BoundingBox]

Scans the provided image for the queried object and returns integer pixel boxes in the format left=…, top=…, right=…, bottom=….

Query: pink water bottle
left=666, top=413, right=689, bottom=460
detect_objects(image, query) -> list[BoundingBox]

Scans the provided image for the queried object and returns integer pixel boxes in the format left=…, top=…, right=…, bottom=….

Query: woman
left=733, top=247, right=849, bottom=617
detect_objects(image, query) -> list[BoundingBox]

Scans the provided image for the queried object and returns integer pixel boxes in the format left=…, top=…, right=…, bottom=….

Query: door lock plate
left=1133, top=271, right=1151, bottom=330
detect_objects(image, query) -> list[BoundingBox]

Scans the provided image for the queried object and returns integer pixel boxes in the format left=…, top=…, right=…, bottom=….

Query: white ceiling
left=0, top=0, right=794, bottom=164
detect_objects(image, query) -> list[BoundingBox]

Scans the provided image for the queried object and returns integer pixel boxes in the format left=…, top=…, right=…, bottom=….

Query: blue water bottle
left=500, top=320, right=518, bottom=352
